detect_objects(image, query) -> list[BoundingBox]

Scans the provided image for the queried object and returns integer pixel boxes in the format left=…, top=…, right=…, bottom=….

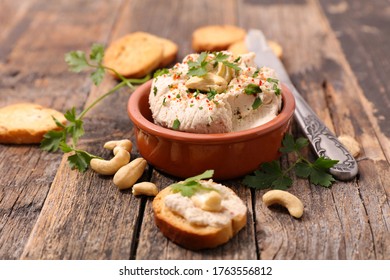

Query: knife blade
left=245, top=29, right=358, bottom=181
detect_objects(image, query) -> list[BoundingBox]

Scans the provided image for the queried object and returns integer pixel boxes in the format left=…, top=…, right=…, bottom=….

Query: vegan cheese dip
left=149, top=51, right=282, bottom=133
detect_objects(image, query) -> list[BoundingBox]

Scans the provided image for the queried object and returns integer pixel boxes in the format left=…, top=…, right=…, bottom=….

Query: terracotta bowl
left=128, top=80, right=295, bottom=180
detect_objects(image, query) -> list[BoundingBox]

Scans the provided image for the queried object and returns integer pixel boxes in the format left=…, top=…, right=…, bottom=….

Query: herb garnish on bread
left=153, top=170, right=247, bottom=250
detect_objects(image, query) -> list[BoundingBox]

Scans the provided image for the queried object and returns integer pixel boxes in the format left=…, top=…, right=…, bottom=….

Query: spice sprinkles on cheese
left=149, top=51, right=282, bottom=133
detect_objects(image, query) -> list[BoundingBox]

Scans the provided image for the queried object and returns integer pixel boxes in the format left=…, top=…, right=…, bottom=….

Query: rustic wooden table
left=0, top=0, right=389, bottom=260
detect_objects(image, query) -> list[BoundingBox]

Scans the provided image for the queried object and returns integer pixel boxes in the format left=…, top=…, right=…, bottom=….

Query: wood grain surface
left=0, top=0, right=389, bottom=260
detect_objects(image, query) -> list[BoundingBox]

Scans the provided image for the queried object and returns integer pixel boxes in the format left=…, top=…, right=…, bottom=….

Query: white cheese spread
left=149, top=52, right=282, bottom=133
left=164, top=180, right=247, bottom=227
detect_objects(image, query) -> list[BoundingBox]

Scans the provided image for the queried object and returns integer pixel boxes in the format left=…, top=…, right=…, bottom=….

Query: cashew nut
left=192, top=190, right=222, bottom=212
left=104, top=139, right=133, bottom=155
left=185, top=73, right=227, bottom=93
left=262, top=190, right=304, bottom=218
left=132, top=182, right=158, bottom=196
left=90, top=149, right=130, bottom=175
left=337, top=134, right=360, bottom=158
left=113, top=157, right=147, bottom=190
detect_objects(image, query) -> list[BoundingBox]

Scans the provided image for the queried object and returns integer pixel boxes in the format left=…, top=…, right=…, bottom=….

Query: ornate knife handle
left=291, top=87, right=358, bottom=181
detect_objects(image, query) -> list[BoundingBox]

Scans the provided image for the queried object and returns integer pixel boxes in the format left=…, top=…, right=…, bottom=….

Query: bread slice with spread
left=152, top=171, right=247, bottom=250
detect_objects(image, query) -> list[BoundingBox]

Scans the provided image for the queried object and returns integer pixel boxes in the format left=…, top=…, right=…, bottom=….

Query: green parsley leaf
left=91, top=67, right=105, bottom=86
left=309, top=168, right=336, bottom=187
left=267, top=77, right=279, bottom=84
left=252, top=69, right=259, bottom=78
left=187, top=65, right=208, bottom=76
left=207, top=89, right=218, bottom=100
left=279, top=134, right=309, bottom=153
left=67, top=150, right=96, bottom=172
left=312, top=157, right=339, bottom=169
left=222, top=60, right=241, bottom=71
left=153, top=68, right=169, bottom=78
left=213, top=52, right=229, bottom=62
left=40, top=130, right=65, bottom=152
left=65, top=50, right=89, bottom=72
left=243, top=161, right=292, bottom=190
left=308, top=157, right=338, bottom=187
left=59, top=142, right=73, bottom=153
left=279, top=133, right=296, bottom=153
left=187, top=52, right=209, bottom=77
left=89, top=43, right=104, bottom=64
left=234, top=56, right=241, bottom=63
left=272, top=176, right=292, bottom=190
left=273, top=83, right=281, bottom=95
left=213, top=52, right=241, bottom=70
left=52, top=116, right=66, bottom=129
left=294, top=157, right=338, bottom=187
left=170, top=182, right=200, bottom=197
left=252, top=97, right=262, bottom=110
left=170, top=170, right=215, bottom=197
left=296, top=137, right=309, bottom=150
left=244, top=83, right=262, bottom=95
left=153, top=86, right=157, bottom=96
left=294, top=162, right=312, bottom=178
left=172, top=119, right=180, bottom=130
left=185, top=169, right=214, bottom=182
left=64, top=108, right=85, bottom=145
left=243, top=134, right=339, bottom=190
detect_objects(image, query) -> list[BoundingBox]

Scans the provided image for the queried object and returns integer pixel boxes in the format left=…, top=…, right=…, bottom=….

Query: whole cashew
left=337, top=134, right=360, bottom=158
left=113, top=157, right=147, bottom=190
left=262, top=190, right=304, bottom=218
left=192, top=191, right=222, bottom=212
left=132, top=182, right=158, bottom=196
left=90, top=149, right=130, bottom=175
left=104, top=139, right=133, bottom=155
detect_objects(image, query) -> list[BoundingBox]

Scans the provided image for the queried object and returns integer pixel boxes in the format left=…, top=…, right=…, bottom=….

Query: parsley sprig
left=243, top=134, right=339, bottom=189
left=170, top=170, right=215, bottom=197
left=187, top=52, right=241, bottom=77
left=40, top=44, right=150, bottom=172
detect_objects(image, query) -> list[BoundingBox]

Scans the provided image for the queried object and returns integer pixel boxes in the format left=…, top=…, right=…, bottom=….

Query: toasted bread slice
left=192, top=25, right=246, bottom=52
left=155, top=36, right=178, bottom=67
left=104, top=32, right=164, bottom=78
left=104, top=32, right=178, bottom=78
left=0, top=103, right=66, bottom=144
left=153, top=182, right=247, bottom=250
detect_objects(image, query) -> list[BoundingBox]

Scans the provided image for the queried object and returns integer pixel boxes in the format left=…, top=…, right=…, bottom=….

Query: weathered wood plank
left=0, top=0, right=388, bottom=260
left=238, top=0, right=389, bottom=259
left=0, top=0, right=123, bottom=259
left=319, top=0, right=390, bottom=160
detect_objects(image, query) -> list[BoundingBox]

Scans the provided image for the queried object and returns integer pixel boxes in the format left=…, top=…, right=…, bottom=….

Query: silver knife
left=246, top=29, right=358, bottom=181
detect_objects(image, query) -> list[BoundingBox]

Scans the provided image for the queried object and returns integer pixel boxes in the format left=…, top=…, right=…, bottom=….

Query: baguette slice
left=192, top=25, right=246, bottom=52
left=0, top=103, right=66, bottom=144
left=153, top=183, right=247, bottom=250
left=104, top=32, right=164, bottom=78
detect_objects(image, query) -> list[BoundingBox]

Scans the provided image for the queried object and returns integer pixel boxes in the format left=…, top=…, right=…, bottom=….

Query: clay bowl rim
left=128, top=80, right=295, bottom=144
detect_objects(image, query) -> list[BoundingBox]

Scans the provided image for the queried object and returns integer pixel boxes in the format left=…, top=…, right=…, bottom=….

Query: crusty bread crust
left=156, top=37, right=178, bottom=67
left=104, top=32, right=178, bottom=78
left=0, top=103, right=66, bottom=144
left=153, top=186, right=247, bottom=250
left=104, top=32, right=164, bottom=78
left=192, top=25, right=246, bottom=52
